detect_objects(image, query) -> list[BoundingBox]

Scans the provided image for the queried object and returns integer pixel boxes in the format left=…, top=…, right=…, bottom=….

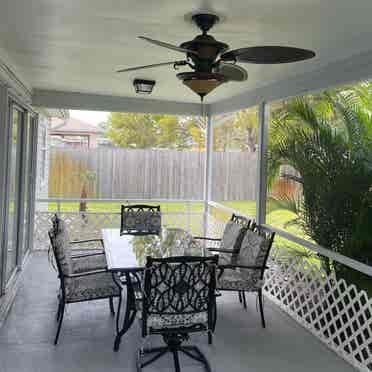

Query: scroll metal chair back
left=137, top=255, right=218, bottom=372
left=120, top=204, right=161, bottom=236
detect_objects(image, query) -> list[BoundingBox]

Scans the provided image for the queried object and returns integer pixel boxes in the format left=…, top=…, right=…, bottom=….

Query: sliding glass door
left=4, top=101, right=37, bottom=284
left=5, top=105, right=22, bottom=281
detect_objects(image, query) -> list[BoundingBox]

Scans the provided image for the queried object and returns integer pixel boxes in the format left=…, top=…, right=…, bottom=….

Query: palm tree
left=268, top=85, right=372, bottom=289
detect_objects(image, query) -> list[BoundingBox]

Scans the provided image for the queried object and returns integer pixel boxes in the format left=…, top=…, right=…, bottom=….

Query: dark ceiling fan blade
left=139, top=36, right=198, bottom=55
left=117, top=60, right=186, bottom=73
left=214, top=62, right=248, bottom=82
left=221, top=46, right=315, bottom=64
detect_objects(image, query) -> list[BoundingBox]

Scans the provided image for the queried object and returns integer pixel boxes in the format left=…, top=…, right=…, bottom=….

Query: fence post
left=256, top=101, right=270, bottom=225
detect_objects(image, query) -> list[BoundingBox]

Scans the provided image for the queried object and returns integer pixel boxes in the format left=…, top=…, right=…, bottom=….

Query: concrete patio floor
left=0, top=251, right=356, bottom=372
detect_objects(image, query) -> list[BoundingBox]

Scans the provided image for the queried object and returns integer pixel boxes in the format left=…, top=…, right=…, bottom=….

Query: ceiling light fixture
left=133, top=79, right=156, bottom=94
left=177, top=72, right=226, bottom=101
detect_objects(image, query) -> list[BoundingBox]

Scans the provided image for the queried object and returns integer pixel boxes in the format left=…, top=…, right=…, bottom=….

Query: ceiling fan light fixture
left=133, top=79, right=156, bottom=94
left=177, top=72, right=225, bottom=100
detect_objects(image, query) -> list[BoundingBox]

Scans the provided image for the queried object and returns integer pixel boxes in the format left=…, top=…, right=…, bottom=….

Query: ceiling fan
left=117, top=13, right=316, bottom=101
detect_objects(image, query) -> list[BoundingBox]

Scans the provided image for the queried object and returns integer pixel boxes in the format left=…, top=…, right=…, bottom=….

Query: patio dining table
left=102, top=228, right=207, bottom=351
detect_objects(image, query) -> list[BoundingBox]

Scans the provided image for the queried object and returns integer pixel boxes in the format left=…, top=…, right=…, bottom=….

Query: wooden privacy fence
left=48, top=148, right=257, bottom=200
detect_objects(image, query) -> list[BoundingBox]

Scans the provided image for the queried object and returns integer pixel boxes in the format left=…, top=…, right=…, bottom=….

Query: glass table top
left=102, top=228, right=206, bottom=272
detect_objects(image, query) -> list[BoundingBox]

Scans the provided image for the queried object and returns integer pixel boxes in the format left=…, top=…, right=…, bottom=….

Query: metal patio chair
left=120, top=204, right=161, bottom=236
left=194, top=214, right=254, bottom=305
left=137, top=255, right=218, bottom=372
left=194, top=214, right=253, bottom=258
left=217, top=225, right=275, bottom=327
left=49, top=216, right=121, bottom=345
left=50, top=214, right=107, bottom=273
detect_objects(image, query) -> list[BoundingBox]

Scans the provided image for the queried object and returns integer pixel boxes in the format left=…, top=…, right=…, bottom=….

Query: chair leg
left=208, top=330, right=213, bottom=345
left=238, top=291, right=242, bottom=303
left=181, top=346, right=212, bottom=372
left=54, top=302, right=65, bottom=345
left=242, top=291, right=247, bottom=309
left=172, top=350, right=181, bottom=372
left=258, top=289, right=266, bottom=328
left=56, top=301, right=62, bottom=322
left=138, top=347, right=168, bottom=370
left=109, top=297, right=115, bottom=316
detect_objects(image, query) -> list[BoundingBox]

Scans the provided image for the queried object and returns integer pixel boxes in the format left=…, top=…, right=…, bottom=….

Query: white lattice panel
left=264, top=248, right=372, bottom=371
left=34, top=211, right=205, bottom=250
left=207, top=214, right=372, bottom=372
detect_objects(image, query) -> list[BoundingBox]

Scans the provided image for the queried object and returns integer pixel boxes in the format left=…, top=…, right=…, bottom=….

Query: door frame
left=25, top=113, right=39, bottom=260
left=0, top=88, right=38, bottom=294
left=0, top=85, right=9, bottom=296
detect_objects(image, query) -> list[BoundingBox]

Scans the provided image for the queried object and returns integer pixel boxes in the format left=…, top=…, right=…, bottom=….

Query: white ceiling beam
left=32, top=89, right=208, bottom=116
left=210, top=47, right=372, bottom=115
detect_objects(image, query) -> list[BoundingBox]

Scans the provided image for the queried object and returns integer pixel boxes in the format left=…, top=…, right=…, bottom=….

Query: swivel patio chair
left=49, top=216, right=121, bottom=345
left=217, top=225, right=275, bottom=327
left=137, top=255, right=218, bottom=372
left=121, top=204, right=161, bottom=236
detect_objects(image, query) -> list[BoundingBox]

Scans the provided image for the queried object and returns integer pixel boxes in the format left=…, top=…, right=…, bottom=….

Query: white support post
left=256, top=101, right=270, bottom=225
left=27, top=114, right=39, bottom=253
left=203, top=114, right=213, bottom=235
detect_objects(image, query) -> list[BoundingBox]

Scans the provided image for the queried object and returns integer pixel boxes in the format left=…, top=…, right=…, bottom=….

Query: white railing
left=206, top=201, right=372, bottom=372
left=34, top=198, right=205, bottom=250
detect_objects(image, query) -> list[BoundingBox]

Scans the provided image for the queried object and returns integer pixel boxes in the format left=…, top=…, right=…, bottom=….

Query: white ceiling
left=2, top=0, right=372, bottom=104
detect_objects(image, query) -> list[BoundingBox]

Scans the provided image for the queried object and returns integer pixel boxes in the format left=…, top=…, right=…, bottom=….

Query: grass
left=46, top=201, right=204, bottom=213
left=46, top=198, right=315, bottom=262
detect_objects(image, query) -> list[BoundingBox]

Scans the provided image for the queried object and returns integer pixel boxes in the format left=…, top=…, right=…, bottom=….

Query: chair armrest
left=217, top=264, right=268, bottom=280
left=65, top=269, right=108, bottom=278
left=70, top=238, right=104, bottom=245
left=207, top=248, right=235, bottom=254
left=194, top=237, right=222, bottom=242
left=71, top=252, right=105, bottom=259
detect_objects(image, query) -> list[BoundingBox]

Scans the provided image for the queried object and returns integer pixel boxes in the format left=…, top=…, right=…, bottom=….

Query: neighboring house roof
left=50, top=117, right=102, bottom=134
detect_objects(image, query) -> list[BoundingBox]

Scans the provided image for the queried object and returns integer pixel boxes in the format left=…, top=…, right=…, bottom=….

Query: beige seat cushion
left=221, top=221, right=246, bottom=251
left=71, top=254, right=107, bottom=274
left=65, top=271, right=120, bottom=302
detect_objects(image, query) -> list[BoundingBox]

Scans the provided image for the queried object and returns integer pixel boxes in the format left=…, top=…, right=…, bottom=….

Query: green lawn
left=47, top=201, right=204, bottom=213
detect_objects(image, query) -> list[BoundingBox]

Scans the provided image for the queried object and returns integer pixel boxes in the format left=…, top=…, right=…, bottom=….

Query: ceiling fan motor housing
left=181, top=35, right=228, bottom=72
left=180, top=13, right=228, bottom=73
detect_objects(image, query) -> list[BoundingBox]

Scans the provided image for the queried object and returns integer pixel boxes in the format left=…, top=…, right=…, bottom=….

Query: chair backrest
left=221, top=214, right=253, bottom=253
left=142, top=255, right=218, bottom=335
left=120, top=204, right=161, bottom=236
left=48, top=214, right=72, bottom=277
left=237, top=225, right=275, bottom=280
